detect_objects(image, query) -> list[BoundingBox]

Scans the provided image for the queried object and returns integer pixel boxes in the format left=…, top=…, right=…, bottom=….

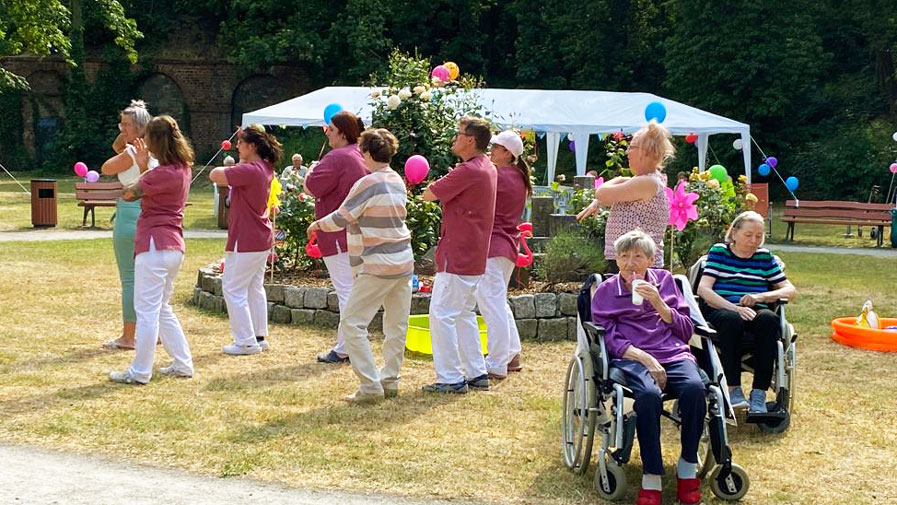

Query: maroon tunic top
left=224, top=160, right=273, bottom=252
left=134, top=163, right=190, bottom=255
left=304, top=144, right=368, bottom=256
left=430, top=154, right=497, bottom=275
left=488, top=165, right=527, bottom=262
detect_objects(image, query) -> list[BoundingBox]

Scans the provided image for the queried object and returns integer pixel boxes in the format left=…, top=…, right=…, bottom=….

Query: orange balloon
left=444, top=61, right=460, bottom=80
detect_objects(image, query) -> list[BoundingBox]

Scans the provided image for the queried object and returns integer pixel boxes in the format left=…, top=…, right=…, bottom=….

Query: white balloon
left=567, top=133, right=575, bottom=141
left=733, top=139, right=744, bottom=150
left=892, top=131, right=897, bottom=142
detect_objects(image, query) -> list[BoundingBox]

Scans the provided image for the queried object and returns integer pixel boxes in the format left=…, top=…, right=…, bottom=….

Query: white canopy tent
left=243, top=86, right=753, bottom=183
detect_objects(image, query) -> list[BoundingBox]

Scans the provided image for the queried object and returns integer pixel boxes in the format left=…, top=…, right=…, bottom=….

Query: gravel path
left=0, top=443, right=484, bottom=505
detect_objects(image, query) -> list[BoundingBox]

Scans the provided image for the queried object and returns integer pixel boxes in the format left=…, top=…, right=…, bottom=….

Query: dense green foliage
left=3, top=0, right=897, bottom=201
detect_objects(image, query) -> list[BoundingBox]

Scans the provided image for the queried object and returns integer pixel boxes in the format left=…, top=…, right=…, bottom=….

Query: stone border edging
left=192, top=264, right=577, bottom=341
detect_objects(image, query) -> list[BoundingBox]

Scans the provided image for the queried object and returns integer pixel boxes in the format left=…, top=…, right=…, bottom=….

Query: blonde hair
left=632, top=119, right=676, bottom=169
left=145, top=115, right=194, bottom=167
left=725, top=211, right=765, bottom=245
left=122, top=100, right=151, bottom=136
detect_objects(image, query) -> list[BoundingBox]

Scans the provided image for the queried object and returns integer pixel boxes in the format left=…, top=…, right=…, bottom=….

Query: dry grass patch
left=0, top=239, right=895, bottom=504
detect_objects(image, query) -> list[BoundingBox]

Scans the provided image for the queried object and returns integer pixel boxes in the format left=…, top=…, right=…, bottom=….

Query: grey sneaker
left=256, top=338, right=270, bottom=352
left=729, top=387, right=748, bottom=409
left=422, top=381, right=468, bottom=394
left=223, top=343, right=262, bottom=355
left=749, top=389, right=768, bottom=413
left=317, top=349, right=350, bottom=363
left=467, top=374, right=490, bottom=391
left=159, top=364, right=193, bottom=378
left=109, top=370, right=146, bottom=385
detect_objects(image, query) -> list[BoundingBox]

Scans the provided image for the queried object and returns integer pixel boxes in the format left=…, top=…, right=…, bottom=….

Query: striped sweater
left=317, top=167, right=414, bottom=278
left=703, top=243, right=787, bottom=306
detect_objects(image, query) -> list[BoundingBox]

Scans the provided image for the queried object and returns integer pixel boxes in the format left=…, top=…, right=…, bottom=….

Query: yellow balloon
left=444, top=61, right=460, bottom=81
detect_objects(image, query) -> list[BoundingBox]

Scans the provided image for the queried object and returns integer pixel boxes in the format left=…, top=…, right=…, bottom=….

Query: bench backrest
left=75, top=182, right=123, bottom=201
left=784, top=200, right=892, bottom=222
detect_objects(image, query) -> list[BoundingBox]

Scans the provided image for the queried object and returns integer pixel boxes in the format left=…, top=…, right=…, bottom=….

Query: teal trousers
left=113, top=199, right=141, bottom=323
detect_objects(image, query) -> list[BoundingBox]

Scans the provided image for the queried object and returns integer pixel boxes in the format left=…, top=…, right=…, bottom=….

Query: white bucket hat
left=490, top=130, right=524, bottom=158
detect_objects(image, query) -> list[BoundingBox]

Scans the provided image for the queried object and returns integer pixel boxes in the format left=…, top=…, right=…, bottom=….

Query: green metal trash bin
left=890, top=208, right=897, bottom=248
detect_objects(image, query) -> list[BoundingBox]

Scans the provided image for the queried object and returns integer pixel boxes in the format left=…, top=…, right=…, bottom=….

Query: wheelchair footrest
left=744, top=409, right=788, bottom=424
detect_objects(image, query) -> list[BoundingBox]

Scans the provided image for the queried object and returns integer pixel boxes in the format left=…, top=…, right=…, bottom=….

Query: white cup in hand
left=631, top=279, right=647, bottom=305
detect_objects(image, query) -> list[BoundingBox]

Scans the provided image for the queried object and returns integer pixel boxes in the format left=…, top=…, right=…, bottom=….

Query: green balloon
left=708, top=164, right=728, bottom=183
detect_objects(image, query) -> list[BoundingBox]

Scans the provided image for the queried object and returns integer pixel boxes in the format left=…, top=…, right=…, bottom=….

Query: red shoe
left=677, top=477, right=701, bottom=504
left=636, top=488, right=662, bottom=505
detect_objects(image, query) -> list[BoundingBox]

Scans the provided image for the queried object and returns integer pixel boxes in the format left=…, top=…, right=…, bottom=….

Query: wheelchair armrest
left=777, top=298, right=789, bottom=305
left=694, top=324, right=716, bottom=338
left=582, top=321, right=606, bottom=336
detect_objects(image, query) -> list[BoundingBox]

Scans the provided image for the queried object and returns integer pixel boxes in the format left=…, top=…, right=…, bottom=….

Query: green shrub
left=274, top=170, right=319, bottom=272
left=535, top=230, right=607, bottom=283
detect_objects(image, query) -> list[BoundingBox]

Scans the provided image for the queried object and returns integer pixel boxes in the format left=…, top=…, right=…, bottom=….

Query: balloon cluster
left=73, top=161, right=100, bottom=183
left=431, top=61, right=460, bottom=86
left=756, top=155, right=799, bottom=191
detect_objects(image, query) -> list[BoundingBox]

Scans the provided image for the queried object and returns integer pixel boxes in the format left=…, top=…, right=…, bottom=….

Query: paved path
left=0, top=228, right=226, bottom=242
left=0, top=443, right=484, bottom=505
left=767, top=243, right=897, bottom=258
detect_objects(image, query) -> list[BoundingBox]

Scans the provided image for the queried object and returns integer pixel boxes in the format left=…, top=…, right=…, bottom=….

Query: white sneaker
left=109, top=369, right=146, bottom=385
left=223, top=343, right=262, bottom=355
left=159, top=364, right=193, bottom=378
left=257, top=339, right=270, bottom=351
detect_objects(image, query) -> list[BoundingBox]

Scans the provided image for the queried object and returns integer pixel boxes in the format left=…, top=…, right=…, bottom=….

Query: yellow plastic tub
left=405, top=314, right=488, bottom=355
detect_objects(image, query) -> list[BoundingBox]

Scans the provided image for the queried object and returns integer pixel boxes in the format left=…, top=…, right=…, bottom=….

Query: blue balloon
left=644, top=101, right=667, bottom=123
left=323, top=103, right=343, bottom=125
left=758, top=163, right=770, bottom=176
left=785, top=176, right=799, bottom=191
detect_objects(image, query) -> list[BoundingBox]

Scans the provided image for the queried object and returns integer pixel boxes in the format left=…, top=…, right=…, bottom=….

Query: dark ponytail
left=516, top=156, right=533, bottom=196
left=239, top=125, right=283, bottom=166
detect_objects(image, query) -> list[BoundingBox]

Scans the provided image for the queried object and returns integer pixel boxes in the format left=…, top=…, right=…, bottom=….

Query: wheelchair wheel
left=709, top=463, right=750, bottom=501
left=696, top=423, right=714, bottom=478
left=595, top=459, right=627, bottom=501
left=562, top=355, right=596, bottom=473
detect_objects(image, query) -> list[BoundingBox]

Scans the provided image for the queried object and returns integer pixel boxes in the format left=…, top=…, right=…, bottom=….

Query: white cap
left=491, top=130, right=524, bottom=158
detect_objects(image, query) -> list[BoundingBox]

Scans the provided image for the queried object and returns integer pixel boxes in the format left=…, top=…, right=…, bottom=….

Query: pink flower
left=594, top=177, right=605, bottom=189
left=665, top=181, right=700, bottom=231
left=613, top=131, right=624, bottom=141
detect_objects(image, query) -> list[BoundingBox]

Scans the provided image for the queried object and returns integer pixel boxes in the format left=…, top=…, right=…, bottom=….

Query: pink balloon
left=890, top=163, right=897, bottom=174
left=221, top=140, right=232, bottom=151
left=85, top=170, right=100, bottom=183
left=404, top=155, right=430, bottom=185
left=74, top=162, right=88, bottom=177
left=431, top=65, right=450, bottom=83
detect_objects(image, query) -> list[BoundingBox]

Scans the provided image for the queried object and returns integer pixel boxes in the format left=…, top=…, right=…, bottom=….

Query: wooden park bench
left=782, top=200, right=892, bottom=247
left=74, top=182, right=123, bottom=227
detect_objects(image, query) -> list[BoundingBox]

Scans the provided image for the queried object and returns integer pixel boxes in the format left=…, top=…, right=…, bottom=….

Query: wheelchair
left=561, top=273, right=749, bottom=501
left=688, top=255, right=797, bottom=434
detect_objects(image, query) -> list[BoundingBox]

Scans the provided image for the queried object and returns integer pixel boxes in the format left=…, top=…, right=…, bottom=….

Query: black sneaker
left=317, top=349, right=350, bottom=364
left=421, top=381, right=469, bottom=394
left=467, top=374, right=490, bottom=391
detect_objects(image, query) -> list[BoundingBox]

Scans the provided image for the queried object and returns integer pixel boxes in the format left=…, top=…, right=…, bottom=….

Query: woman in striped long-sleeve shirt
left=306, top=128, right=413, bottom=404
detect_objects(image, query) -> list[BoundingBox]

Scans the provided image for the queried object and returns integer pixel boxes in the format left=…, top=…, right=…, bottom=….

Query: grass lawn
left=0, top=171, right=218, bottom=231
left=0, top=237, right=895, bottom=504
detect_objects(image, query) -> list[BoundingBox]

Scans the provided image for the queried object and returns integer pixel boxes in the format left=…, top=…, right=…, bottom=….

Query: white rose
left=420, top=91, right=432, bottom=101
left=387, top=95, right=401, bottom=110
left=398, top=87, right=412, bottom=100
left=370, top=89, right=381, bottom=98
left=413, top=85, right=425, bottom=95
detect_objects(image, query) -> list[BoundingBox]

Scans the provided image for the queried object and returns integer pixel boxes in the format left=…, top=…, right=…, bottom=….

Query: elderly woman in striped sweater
left=306, top=128, right=414, bottom=404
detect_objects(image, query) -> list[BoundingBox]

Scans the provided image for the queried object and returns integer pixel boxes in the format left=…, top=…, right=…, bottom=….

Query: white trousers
left=323, top=251, right=355, bottom=355
left=129, top=240, right=193, bottom=382
left=340, top=274, right=412, bottom=394
left=223, top=245, right=269, bottom=346
left=474, top=257, right=522, bottom=376
left=429, top=272, right=485, bottom=384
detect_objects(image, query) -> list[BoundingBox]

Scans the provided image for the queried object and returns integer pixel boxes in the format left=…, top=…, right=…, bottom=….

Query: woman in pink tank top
left=577, top=120, right=675, bottom=270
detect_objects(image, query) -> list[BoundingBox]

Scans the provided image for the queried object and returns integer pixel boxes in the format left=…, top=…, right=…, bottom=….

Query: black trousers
left=701, top=302, right=779, bottom=390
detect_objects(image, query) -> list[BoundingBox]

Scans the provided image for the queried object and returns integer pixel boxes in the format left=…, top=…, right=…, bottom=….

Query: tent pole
left=545, top=132, right=560, bottom=185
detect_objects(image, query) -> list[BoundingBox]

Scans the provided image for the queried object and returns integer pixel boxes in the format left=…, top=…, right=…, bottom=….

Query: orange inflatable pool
left=831, top=317, right=897, bottom=352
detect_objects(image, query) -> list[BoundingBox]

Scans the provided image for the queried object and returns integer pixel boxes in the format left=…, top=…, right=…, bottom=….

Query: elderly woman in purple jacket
left=591, top=230, right=704, bottom=505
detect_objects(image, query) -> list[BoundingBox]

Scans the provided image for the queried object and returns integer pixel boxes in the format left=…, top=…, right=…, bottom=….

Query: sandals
left=102, top=339, right=134, bottom=350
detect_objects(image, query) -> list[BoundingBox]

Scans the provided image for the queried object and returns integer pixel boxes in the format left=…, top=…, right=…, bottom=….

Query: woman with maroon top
left=305, top=111, right=368, bottom=363
left=209, top=124, right=282, bottom=355
left=473, top=130, right=531, bottom=379
left=109, top=116, right=195, bottom=385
